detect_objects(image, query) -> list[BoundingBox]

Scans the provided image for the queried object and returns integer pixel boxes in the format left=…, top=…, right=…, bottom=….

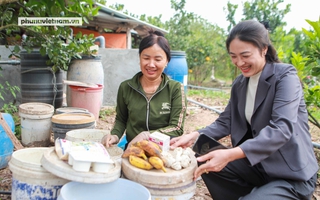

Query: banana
left=122, top=146, right=148, bottom=160
left=149, top=156, right=167, bottom=172
left=135, top=140, right=162, bottom=158
left=149, top=141, right=162, bottom=153
left=129, top=155, right=153, bottom=170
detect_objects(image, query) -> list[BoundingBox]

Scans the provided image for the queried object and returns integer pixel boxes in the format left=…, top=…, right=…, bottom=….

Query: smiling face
left=229, top=38, right=267, bottom=77
left=140, top=43, right=168, bottom=80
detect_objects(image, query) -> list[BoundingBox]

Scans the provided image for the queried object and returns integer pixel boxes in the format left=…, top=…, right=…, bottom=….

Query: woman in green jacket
left=102, top=29, right=187, bottom=148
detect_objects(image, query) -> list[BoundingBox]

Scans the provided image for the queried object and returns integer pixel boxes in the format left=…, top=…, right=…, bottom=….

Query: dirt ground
left=1, top=96, right=320, bottom=199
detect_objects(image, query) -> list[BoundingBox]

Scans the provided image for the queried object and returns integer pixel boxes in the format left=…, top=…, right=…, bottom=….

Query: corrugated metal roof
left=89, top=3, right=168, bottom=36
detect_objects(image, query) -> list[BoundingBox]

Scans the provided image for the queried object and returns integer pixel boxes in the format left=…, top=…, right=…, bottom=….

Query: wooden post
left=0, top=113, right=24, bottom=150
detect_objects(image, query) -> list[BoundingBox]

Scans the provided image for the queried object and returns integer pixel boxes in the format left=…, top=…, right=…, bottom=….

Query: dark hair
left=139, top=29, right=171, bottom=62
left=226, top=20, right=280, bottom=63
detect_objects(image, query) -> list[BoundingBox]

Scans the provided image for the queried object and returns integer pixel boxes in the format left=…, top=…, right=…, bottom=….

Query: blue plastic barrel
left=0, top=113, right=15, bottom=169
left=163, top=51, right=188, bottom=92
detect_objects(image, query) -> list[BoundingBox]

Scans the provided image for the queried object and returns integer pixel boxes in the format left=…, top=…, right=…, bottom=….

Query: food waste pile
left=123, top=139, right=193, bottom=172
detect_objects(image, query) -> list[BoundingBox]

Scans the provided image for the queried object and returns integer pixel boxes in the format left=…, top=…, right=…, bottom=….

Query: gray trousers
left=200, top=159, right=317, bottom=200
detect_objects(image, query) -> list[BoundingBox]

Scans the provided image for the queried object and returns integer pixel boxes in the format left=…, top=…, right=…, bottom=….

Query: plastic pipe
left=187, top=98, right=222, bottom=115
left=94, top=36, right=105, bottom=48
left=0, top=60, right=20, bottom=65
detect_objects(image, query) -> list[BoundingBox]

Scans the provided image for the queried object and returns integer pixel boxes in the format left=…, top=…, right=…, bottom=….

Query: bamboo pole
left=0, top=113, right=24, bottom=150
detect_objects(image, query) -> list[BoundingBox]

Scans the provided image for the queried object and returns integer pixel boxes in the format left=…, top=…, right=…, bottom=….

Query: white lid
left=19, top=102, right=54, bottom=115
left=41, top=147, right=121, bottom=183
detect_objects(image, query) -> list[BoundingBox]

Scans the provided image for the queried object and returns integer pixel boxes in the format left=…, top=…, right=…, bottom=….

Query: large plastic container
left=57, top=178, right=151, bottom=200
left=51, top=113, right=96, bottom=140
left=66, top=56, right=104, bottom=107
left=19, top=102, right=55, bottom=147
left=69, top=84, right=103, bottom=121
left=20, top=51, right=63, bottom=108
left=0, top=113, right=15, bottom=169
left=163, top=51, right=188, bottom=92
left=9, top=147, right=69, bottom=200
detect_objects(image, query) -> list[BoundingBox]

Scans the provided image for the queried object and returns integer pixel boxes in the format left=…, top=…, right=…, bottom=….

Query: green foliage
left=225, top=2, right=238, bottom=32
left=164, top=0, right=231, bottom=85
left=0, top=102, right=18, bottom=116
left=0, top=0, right=100, bottom=72
left=0, top=69, right=20, bottom=113
left=300, top=18, right=320, bottom=128
left=165, top=0, right=195, bottom=51
left=291, top=48, right=320, bottom=128
left=270, top=26, right=296, bottom=63
left=302, top=18, right=320, bottom=77
left=242, top=0, right=291, bottom=32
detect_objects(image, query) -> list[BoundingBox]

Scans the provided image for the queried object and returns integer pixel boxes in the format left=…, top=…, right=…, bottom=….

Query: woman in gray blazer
left=171, top=20, right=318, bottom=200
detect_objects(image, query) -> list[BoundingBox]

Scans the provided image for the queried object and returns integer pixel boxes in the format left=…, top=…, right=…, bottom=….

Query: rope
left=21, top=67, right=57, bottom=106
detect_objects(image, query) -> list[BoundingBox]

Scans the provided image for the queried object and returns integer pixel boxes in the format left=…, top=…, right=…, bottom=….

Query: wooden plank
left=0, top=113, right=24, bottom=150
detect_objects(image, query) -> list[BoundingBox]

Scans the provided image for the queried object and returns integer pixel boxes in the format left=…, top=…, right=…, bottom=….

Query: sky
left=105, top=0, right=319, bottom=31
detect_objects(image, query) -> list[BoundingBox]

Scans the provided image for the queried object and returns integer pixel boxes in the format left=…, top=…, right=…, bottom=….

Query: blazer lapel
left=253, top=63, right=274, bottom=113
left=238, top=76, right=248, bottom=117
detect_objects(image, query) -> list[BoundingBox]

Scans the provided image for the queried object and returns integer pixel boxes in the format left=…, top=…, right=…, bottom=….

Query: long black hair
left=226, top=20, right=280, bottom=63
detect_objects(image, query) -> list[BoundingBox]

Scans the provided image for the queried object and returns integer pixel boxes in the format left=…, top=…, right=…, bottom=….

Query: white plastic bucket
left=65, top=129, right=109, bottom=142
left=8, top=147, right=69, bottom=200
left=57, top=178, right=151, bottom=200
left=19, top=102, right=54, bottom=147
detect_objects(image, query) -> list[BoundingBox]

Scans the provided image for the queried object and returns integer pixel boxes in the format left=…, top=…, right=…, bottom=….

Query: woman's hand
left=101, top=134, right=119, bottom=147
left=194, top=147, right=246, bottom=180
left=170, top=131, right=200, bottom=149
left=127, top=131, right=150, bottom=147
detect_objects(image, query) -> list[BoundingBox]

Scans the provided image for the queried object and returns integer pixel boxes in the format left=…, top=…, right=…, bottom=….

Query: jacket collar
left=237, top=62, right=275, bottom=117
left=254, top=63, right=274, bottom=112
left=128, top=71, right=170, bottom=91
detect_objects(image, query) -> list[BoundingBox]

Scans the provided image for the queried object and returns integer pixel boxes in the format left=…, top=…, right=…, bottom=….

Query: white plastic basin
left=57, top=178, right=151, bottom=200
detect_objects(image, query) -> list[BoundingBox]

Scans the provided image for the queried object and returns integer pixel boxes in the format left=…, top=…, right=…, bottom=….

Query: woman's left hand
left=127, top=131, right=150, bottom=147
left=194, top=147, right=246, bottom=180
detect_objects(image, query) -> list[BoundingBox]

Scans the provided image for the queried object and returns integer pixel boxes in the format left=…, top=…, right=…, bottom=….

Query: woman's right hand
left=170, top=131, right=200, bottom=149
left=101, top=134, right=119, bottom=147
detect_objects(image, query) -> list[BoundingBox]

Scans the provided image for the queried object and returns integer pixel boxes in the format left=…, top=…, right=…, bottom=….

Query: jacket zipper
left=128, top=80, right=169, bottom=131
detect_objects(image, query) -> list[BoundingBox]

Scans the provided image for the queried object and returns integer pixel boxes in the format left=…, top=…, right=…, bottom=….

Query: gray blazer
left=200, top=62, right=318, bottom=181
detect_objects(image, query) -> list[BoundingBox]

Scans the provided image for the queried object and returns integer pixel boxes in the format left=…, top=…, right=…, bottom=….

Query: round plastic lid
left=41, top=148, right=121, bottom=184
left=55, top=107, right=89, bottom=114
left=19, top=102, right=54, bottom=115
left=51, top=113, right=95, bottom=124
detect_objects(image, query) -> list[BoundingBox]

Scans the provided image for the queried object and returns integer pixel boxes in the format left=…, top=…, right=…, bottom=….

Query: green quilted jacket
left=110, top=72, right=187, bottom=143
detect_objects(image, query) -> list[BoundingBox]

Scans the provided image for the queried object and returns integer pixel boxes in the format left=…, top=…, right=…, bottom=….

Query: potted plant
left=0, top=0, right=101, bottom=108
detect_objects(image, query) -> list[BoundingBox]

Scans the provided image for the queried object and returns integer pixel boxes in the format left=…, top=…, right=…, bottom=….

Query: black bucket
left=20, top=51, right=63, bottom=108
